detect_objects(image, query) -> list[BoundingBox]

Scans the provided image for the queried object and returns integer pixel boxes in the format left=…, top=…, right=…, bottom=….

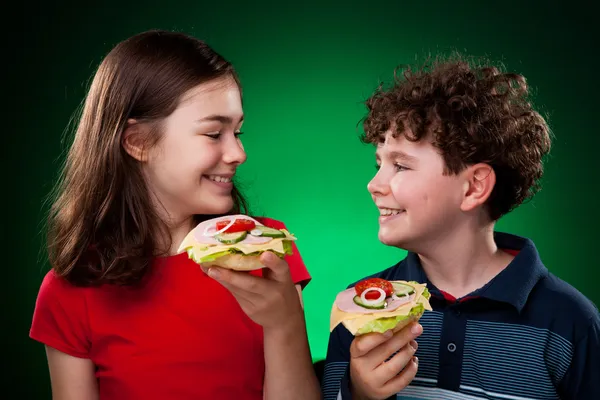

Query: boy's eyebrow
left=376, top=150, right=418, bottom=163
left=196, top=114, right=244, bottom=124
left=390, top=151, right=418, bottom=163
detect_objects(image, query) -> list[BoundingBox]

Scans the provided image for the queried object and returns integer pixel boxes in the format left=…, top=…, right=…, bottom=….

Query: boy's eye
left=234, top=131, right=244, bottom=137
left=374, top=163, right=407, bottom=171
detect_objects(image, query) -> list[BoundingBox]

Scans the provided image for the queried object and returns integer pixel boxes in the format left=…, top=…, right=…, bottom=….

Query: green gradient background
left=5, top=0, right=598, bottom=397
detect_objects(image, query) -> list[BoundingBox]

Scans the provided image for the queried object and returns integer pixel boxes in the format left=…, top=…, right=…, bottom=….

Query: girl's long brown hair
left=47, top=30, right=248, bottom=287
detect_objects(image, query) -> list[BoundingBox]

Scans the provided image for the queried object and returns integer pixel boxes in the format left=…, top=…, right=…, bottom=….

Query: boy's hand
left=349, top=322, right=423, bottom=400
left=202, top=251, right=303, bottom=331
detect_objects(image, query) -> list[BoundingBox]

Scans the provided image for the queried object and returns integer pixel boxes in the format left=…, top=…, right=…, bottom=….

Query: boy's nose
left=367, top=174, right=390, bottom=197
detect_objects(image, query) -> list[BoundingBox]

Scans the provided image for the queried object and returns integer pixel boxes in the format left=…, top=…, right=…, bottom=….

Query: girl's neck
left=154, top=213, right=195, bottom=256
left=147, top=189, right=195, bottom=256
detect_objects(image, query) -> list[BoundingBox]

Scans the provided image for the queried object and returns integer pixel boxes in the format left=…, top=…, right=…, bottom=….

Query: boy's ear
left=460, top=163, right=496, bottom=212
left=122, top=119, right=149, bottom=162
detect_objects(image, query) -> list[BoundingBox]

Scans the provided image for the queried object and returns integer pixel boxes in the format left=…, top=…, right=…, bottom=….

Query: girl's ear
left=122, top=119, right=149, bottom=162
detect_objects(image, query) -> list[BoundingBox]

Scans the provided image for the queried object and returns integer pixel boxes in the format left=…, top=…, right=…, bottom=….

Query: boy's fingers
left=350, top=322, right=422, bottom=370
left=381, top=356, right=419, bottom=394
left=374, top=342, right=418, bottom=385
left=350, top=330, right=394, bottom=358
left=369, top=323, right=422, bottom=363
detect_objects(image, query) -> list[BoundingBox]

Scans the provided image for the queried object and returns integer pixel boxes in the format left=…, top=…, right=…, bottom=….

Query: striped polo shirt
left=322, top=232, right=600, bottom=399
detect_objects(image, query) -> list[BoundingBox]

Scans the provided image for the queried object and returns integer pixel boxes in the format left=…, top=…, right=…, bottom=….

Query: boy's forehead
left=374, top=131, right=424, bottom=163
left=375, top=131, right=405, bottom=153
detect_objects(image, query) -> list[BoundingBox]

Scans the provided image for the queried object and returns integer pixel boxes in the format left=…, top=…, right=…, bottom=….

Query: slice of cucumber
left=353, top=295, right=386, bottom=310
left=250, top=225, right=286, bottom=238
left=215, top=231, right=247, bottom=244
left=392, top=282, right=415, bottom=297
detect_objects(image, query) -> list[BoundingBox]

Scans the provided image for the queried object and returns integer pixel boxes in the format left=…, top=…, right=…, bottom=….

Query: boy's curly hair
left=361, top=53, right=552, bottom=221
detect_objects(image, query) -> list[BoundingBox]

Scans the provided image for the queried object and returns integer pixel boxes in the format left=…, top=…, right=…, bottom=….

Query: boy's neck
left=417, top=222, right=514, bottom=299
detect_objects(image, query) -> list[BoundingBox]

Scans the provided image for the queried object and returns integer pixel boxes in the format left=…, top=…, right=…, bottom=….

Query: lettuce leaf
left=186, top=241, right=293, bottom=264
left=356, top=303, right=426, bottom=335
left=188, top=248, right=234, bottom=263
left=404, top=281, right=430, bottom=300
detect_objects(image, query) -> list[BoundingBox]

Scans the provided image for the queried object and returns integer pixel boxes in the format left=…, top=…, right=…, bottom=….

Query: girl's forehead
left=175, top=80, right=243, bottom=120
left=180, top=77, right=240, bottom=104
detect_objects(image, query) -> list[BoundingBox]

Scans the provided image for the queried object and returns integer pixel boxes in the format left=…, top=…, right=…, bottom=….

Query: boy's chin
left=378, top=230, right=412, bottom=249
left=378, top=224, right=425, bottom=251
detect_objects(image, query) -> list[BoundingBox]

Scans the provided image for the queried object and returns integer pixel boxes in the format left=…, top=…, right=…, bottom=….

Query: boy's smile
left=377, top=207, right=405, bottom=224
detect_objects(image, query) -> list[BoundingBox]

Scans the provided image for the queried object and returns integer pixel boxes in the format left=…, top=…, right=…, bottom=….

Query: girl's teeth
left=209, top=176, right=231, bottom=183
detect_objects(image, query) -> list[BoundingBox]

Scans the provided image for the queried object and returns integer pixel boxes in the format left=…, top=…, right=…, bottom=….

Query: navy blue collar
left=403, top=232, right=548, bottom=313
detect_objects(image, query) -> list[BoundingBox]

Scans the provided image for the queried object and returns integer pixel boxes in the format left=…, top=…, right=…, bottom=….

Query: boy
left=322, top=55, right=600, bottom=400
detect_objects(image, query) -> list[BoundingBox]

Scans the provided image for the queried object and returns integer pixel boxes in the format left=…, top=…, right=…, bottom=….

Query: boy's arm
left=557, top=314, right=600, bottom=399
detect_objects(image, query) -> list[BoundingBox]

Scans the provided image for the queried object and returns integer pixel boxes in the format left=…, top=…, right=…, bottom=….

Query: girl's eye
left=205, top=131, right=244, bottom=139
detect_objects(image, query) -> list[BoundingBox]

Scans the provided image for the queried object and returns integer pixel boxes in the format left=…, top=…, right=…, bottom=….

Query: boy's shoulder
left=529, top=270, right=599, bottom=330
left=493, top=231, right=598, bottom=330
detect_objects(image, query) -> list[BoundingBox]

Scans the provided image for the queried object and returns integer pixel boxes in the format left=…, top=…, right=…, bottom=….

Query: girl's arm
left=45, top=346, right=99, bottom=400
left=262, top=285, right=321, bottom=399
left=205, top=253, right=321, bottom=400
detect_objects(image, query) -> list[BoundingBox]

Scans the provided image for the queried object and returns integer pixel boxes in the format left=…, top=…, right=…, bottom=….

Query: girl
left=30, top=30, right=320, bottom=400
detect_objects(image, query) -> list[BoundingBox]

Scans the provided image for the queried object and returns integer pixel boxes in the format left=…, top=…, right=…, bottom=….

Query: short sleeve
left=558, top=313, right=600, bottom=399
left=254, top=216, right=312, bottom=288
left=29, top=270, right=92, bottom=358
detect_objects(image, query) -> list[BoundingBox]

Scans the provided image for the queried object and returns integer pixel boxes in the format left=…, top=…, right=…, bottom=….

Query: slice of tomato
left=354, top=278, right=394, bottom=297
left=216, top=219, right=256, bottom=233
left=364, top=291, right=383, bottom=300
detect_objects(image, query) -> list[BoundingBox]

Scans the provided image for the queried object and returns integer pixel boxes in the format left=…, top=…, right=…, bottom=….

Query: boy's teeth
left=208, top=175, right=232, bottom=183
left=380, top=208, right=402, bottom=216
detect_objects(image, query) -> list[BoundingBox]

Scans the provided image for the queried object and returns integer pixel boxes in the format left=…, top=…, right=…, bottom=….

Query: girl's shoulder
left=36, top=268, right=88, bottom=301
left=30, top=269, right=93, bottom=358
left=252, top=216, right=287, bottom=229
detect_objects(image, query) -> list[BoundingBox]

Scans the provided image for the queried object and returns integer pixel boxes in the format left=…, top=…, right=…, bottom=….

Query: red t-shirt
left=30, top=217, right=311, bottom=400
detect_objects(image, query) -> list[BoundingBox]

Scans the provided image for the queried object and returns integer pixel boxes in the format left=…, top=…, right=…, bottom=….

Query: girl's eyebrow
left=196, top=114, right=244, bottom=124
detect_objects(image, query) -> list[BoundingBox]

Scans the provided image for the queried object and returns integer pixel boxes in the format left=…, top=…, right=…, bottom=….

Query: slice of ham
left=192, top=214, right=273, bottom=245
left=335, top=287, right=415, bottom=314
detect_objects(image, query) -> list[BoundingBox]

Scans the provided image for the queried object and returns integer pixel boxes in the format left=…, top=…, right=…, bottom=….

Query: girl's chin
left=193, top=197, right=234, bottom=216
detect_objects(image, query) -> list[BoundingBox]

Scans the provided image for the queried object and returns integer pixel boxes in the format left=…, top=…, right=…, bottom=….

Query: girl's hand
left=202, top=251, right=303, bottom=331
